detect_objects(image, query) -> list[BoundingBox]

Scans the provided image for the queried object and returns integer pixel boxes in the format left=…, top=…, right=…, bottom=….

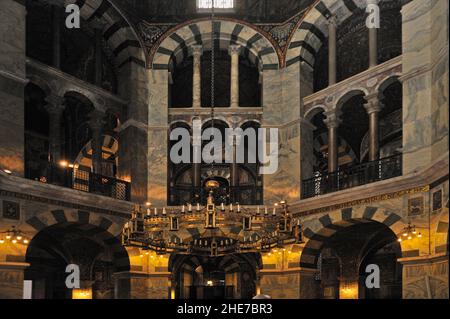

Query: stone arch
left=335, top=88, right=369, bottom=112
left=286, top=0, right=369, bottom=67
left=67, top=0, right=146, bottom=68
left=376, top=74, right=402, bottom=96
left=299, top=206, right=406, bottom=269
left=25, top=210, right=129, bottom=273
left=27, top=75, right=53, bottom=96
left=238, top=119, right=261, bottom=128
left=304, top=104, right=328, bottom=121
left=151, top=18, right=280, bottom=71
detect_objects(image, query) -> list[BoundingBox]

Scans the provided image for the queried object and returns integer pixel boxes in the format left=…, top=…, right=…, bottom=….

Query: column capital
left=364, top=93, right=383, bottom=114
left=191, top=45, right=203, bottom=57
left=228, top=44, right=241, bottom=56
left=44, top=94, right=65, bottom=114
left=327, top=15, right=338, bottom=27
left=323, top=109, right=342, bottom=129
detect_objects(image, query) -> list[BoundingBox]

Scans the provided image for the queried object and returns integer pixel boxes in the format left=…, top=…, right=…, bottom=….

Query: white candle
left=237, top=204, right=241, bottom=212
left=197, top=203, right=200, bottom=211
left=221, top=203, right=225, bottom=211
left=182, top=205, right=185, bottom=213
left=273, top=207, right=276, bottom=216
left=230, top=203, right=233, bottom=211
left=162, top=207, right=167, bottom=215
left=264, top=206, right=268, bottom=215
left=146, top=208, right=151, bottom=216
left=154, top=208, right=158, bottom=216
left=188, top=203, right=192, bottom=212
left=257, top=206, right=260, bottom=215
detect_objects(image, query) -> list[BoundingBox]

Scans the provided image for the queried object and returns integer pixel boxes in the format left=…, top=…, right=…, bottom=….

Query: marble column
left=230, top=134, right=241, bottom=202
left=192, top=45, right=203, bottom=109
left=364, top=94, right=383, bottom=161
left=324, top=110, right=342, bottom=173
left=44, top=94, right=65, bottom=163
left=147, top=69, right=169, bottom=206
left=328, top=16, right=337, bottom=86
left=368, top=0, right=378, bottom=68
left=88, top=110, right=105, bottom=175
left=0, top=0, right=27, bottom=176
left=192, top=134, right=202, bottom=198
left=229, top=45, right=241, bottom=108
left=369, top=27, right=378, bottom=68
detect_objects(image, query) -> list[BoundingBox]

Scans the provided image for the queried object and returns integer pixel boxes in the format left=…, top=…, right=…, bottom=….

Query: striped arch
left=66, top=0, right=146, bottom=68
left=26, top=209, right=129, bottom=271
left=151, top=19, right=280, bottom=71
left=299, top=206, right=406, bottom=269
left=314, top=133, right=357, bottom=170
left=286, top=0, right=368, bottom=67
left=73, top=134, right=118, bottom=172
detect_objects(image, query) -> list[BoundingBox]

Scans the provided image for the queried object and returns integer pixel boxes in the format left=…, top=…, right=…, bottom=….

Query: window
left=197, top=0, right=234, bottom=12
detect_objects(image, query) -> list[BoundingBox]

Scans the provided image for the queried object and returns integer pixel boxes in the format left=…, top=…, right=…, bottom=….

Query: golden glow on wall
left=72, top=288, right=92, bottom=299
left=339, top=281, right=358, bottom=299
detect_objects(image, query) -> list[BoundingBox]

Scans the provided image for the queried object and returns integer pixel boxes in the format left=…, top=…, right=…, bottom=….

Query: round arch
left=151, top=18, right=280, bottom=71
left=286, top=0, right=370, bottom=67
left=299, top=206, right=406, bottom=270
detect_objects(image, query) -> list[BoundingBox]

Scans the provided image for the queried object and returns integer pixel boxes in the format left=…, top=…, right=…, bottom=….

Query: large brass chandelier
left=121, top=2, right=302, bottom=256
left=122, top=190, right=302, bottom=256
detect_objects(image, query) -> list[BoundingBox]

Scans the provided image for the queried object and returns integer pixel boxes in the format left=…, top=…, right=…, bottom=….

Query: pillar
left=117, top=61, right=149, bottom=202
left=400, top=0, right=448, bottom=174
left=368, top=0, right=379, bottom=68
left=324, top=110, right=341, bottom=173
left=364, top=93, right=383, bottom=161
left=44, top=94, right=65, bottom=163
left=192, top=45, right=203, bottom=109
left=327, top=16, right=337, bottom=86
left=192, top=132, right=202, bottom=200
left=88, top=110, right=105, bottom=175
left=0, top=0, right=27, bottom=176
left=229, top=45, right=241, bottom=108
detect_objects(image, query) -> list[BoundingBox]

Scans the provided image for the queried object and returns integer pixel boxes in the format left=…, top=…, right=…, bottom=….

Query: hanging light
left=0, top=226, right=30, bottom=245
left=398, top=222, right=421, bottom=242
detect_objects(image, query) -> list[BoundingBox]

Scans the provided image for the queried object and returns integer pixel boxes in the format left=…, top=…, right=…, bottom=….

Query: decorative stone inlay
left=2, top=200, right=20, bottom=220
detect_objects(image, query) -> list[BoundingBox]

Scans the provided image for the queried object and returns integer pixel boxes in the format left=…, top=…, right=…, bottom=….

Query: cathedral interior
left=0, top=0, right=448, bottom=300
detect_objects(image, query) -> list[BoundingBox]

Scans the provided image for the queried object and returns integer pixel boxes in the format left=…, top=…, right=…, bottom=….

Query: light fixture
left=121, top=2, right=303, bottom=257
left=0, top=226, right=30, bottom=246
left=397, top=223, right=421, bottom=242
left=3, top=169, right=12, bottom=174
left=59, top=160, right=69, bottom=168
left=122, top=194, right=302, bottom=257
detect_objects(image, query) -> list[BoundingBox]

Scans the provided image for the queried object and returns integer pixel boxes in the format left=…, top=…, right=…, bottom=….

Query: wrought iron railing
left=168, top=185, right=263, bottom=206
left=27, top=162, right=131, bottom=201
left=302, top=154, right=402, bottom=199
